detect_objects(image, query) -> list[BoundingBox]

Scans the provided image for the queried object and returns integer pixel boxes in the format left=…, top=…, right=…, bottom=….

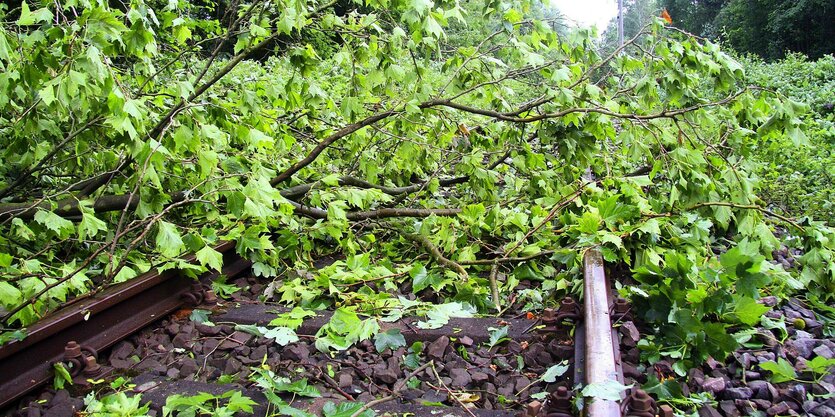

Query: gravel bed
left=8, top=288, right=573, bottom=416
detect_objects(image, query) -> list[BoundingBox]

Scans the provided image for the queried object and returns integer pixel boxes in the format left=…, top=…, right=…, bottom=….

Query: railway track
left=0, top=248, right=668, bottom=417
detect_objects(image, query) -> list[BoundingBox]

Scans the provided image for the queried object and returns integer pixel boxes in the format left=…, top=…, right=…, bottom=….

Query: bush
left=743, top=54, right=835, bottom=224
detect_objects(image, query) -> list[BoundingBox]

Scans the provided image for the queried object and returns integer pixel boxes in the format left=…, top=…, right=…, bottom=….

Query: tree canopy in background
left=660, top=0, right=835, bottom=61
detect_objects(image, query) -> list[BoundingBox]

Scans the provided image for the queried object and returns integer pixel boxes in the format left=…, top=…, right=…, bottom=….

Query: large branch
left=0, top=191, right=460, bottom=222
left=288, top=201, right=461, bottom=221
left=280, top=175, right=469, bottom=199
left=270, top=110, right=400, bottom=186
left=403, top=233, right=469, bottom=280
left=424, top=90, right=747, bottom=124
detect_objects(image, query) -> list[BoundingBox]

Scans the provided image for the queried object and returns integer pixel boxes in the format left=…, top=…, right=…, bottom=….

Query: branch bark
left=403, top=233, right=469, bottom=280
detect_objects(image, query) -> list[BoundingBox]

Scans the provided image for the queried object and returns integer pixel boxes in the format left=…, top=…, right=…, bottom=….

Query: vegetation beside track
left=0, top=0, right=834, bottom=381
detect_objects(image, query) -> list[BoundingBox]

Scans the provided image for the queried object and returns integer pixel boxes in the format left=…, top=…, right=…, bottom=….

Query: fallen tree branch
left=279, top=174, right=469, bottom=199
left=489, top=261, right=500, bottom=312
left=289, top=201, right=461, bottom=221
left=457, top=250, right=558, bottom=265
left=403, top=233, right=468, bottom=280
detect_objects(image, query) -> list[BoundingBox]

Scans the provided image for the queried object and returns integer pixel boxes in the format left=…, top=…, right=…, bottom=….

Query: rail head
left=583, top=248, right=622, bottom=417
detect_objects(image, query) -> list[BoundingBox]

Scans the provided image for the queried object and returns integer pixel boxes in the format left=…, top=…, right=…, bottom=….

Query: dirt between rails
left=7, top=276, right=579, bottom=417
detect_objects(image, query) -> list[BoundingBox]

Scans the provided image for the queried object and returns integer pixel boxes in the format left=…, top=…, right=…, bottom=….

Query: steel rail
left=0, top=242, right=247, bottom=409
left=583, top=248, right=622, bottom=417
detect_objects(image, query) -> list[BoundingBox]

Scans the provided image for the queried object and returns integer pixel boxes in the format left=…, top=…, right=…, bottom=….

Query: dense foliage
left=0, top=0, right=834, bottom=375
left=661, top=0, right=835, bottom=60
left=743, top=54, right=835, bottom=224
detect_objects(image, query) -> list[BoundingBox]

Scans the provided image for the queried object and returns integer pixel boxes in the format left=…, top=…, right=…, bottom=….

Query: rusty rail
left=0, top=242, right=247, bottom=409
left=583, top=248, right=622, bottom=417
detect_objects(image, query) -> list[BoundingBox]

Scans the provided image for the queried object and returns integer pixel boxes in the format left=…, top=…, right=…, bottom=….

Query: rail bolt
left=82, top=356, right=103, bottom=377
left=181, top=283, right=205, bottom=306
left=64, top=341, right=82, bottom=360
left=611, top=297, right=632, bottom=321
left=544, top=386, right=574, bottom=417
left=554, top=297, right=580, bottom=322
left=626, top=389, right=656, bottom=417
left=658, top=404, right=675, bottom=417
left=541, top=308, right=557, bottom=324
left=525, top=400, right=542, bottom=416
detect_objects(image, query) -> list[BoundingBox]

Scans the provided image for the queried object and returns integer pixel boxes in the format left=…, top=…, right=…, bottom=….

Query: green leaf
left=732, top=296, right=770, bottom=326
left=322, top=402, right=374, bottom=417
left=17, top=1, right=53, bottom=25
left=540, top=362, right=569, bottom=383
left=189, top=309, right=212, bottom=324
left=0, top=282, right=22, bottom=307
left=580, top=380, right=632, bottom=402
left=53, top=363, right=73, bottom=390
left=155, top=221, right=184, bottom=257
left=417, top=302, right=474, bottom=329
left=195, top=246, right=223, bottom=271
left=269, top=307, right=316, bottom=330
left=577, top=212, right=602, bottom=234
left=410, top=263, right=438, bottom=292
left=34, top=210, right=74, bottom=236
left=79, top=211, right=107, bottom=240
left=262, top=327, right=299, bottom=346
left=807, top=356, right=835, bottom=376
left=759, top=358, right=797, bottom=383
left=488, top=326, right=509, bottom=348
left=0, top=253, right=12, bottom=268
left=271, top=378, right=321, bottom=398
left=374, top=328, right=406, bottom=352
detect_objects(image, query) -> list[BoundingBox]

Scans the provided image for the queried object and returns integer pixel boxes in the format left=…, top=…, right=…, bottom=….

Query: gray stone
left=514, top=376, right=532, bottom=393
left=179, top=358, right=198, bottom=375
left=620, top=321, right=641, bottom=346
left=719, top=400, right=741, bottom=417
left=470, top=371, right=489, bottom=385
left=749, top=380, right=771, bottom=400
left=813, top=405, right=835, bottom=417
left=753, top=399, right=772, bottom=410
left=787, top=384, right=807, bottom=402
left=374, top=366, right=398, bottom=385
left=759, top=296, right=779, bottom=307
left=26, top=405, right=42, bottom=417
left=724, top=387, right=754, bottom=400
left=702, top=377, right=727, bottom=394
left=740, top=352, right=756, bottom=369
left=698, top=405, right=722, bottom=417
left=449, top=368, right=472, bottom=387
left=109, top=341, right=135, bottom=361
left=786, top=337, right=818, bottom=359
left=165, top=323, right=180, bottom=335
left=420, top=389, right=447, bottom=403
left=172, top=332, right=192, bottom=349
left=196, top=323, right=221, bottom=336
left=223, top=357, right=242, bottom=375
left=43, top=403, right=75, bottom=417
left=795, top=330, right=815, bottom=339
left=427, top=336, right=450, bottom=361
left=814, top=345, right=835, bottom=360
left=805, top=318, right=823, bottom=329
left=736, top=399, right=757, bottom=414
left=813, top=382, right=835, bottom=396
left=283, top=344, right=310, bottom=362
left=745, top=371, right=762, bottom=379
left=622, top=363, right=642, bottom=380
left=767, top=401, right=790, bottom=416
